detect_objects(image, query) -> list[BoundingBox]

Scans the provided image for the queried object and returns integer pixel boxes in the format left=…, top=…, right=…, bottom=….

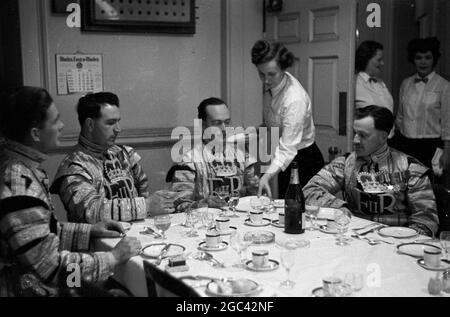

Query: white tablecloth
left=94, top=208, right=445, bottom=297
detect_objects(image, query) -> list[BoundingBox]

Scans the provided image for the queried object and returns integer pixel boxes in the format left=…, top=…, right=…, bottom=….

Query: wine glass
left=334, top=209, right=352, bottom=246
left=154, top=214, right=171, bottom=240
left=215, top=186, right=230, bottom=216
left=185, top=209, right=200, bottom=237
left=440, top=231, right=450, bottom=260
left=230, top=232, right=252, bottom=268
left=305, top=205, right=320, bottom=231
left=279, top=242, right=297, bottom=288
left=250, top=197, right=262, bottom=219
left=227, top=191, right=240, bottom=218
left=197, top=200, right=210, bottom=230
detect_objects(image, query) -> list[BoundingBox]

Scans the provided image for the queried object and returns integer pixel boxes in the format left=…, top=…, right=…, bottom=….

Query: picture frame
left=80, top=0, right=196, bottom=34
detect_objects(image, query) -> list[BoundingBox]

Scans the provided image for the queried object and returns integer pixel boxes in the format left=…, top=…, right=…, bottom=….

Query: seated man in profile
left=51, top=92, right=150, bottom=223
left=0, top=87, right=141, bottom=296
left=303, top=105, right=439, bottom=236
left=164, top=97, right=259, bottom=212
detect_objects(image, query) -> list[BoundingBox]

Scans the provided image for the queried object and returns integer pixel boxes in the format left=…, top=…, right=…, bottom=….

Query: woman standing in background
left=251, top=39, right=324, bottom=197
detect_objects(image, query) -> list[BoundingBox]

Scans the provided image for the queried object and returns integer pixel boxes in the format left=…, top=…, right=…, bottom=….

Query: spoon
left=198, top=251, right=225, bottom=268
left=351, top=234, right=380, bottom=245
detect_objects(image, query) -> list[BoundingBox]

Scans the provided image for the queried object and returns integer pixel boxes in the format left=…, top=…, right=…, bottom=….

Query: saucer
left=206, top=279, right=260, bottom=297
left=378, top=226, right=418, bottom=239
left=318, top=225, right=339, bottom=234
left=244, top=231, right=275, bottom=244
left=245, top=259, right=279, bottom=272
left=198, top=241, right=228, bottom=252
left=311, top=287, right=326, bottom=297
left=210, top=226, right=237, bottom=235
left=417, top=258, right=450, bottom=271
left=397, top=243, right=441, bottom=258
left=271, top=220, right=284, bottom=228
left=244, top=218, right=271, bottom=227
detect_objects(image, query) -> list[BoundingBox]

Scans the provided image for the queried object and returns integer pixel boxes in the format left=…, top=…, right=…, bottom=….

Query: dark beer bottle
left=284, top=162, right=305, bottom=234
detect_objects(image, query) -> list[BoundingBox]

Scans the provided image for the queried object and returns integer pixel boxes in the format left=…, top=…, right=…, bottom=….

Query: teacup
left=326, top=219, right=338, bottom=231
left=250, top=210, right=263, bottom=223
left=424, top=247, right=442, bottom=267
left=216, top=217, right=230, bottom=232
left=278, top=212, right=285, bottom=225
left=252, top=249, right=269, bottom=268
left=322, top=276, right=343, bottom=297
left=205, top=230, right=221, bottom=248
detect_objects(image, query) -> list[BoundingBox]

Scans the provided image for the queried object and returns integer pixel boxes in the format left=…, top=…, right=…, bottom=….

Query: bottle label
left=289, top=168, right=300, bottom=185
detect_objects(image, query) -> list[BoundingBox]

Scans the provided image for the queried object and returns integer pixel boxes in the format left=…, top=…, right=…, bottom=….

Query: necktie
left=369, top=77, right=378, bottom=83
left=414, top=77, right=429, bottom=84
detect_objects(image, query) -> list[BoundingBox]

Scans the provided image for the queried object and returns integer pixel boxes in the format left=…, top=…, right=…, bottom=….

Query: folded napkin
left=432, top=147, right=444, bottom=176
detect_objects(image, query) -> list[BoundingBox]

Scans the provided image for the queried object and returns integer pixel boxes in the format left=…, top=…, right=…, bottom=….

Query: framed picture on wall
left=80, top=0, right=196, bottom=34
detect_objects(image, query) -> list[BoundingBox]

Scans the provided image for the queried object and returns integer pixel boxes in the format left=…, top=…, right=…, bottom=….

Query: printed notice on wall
left=56, top=54, right=103, bottom=95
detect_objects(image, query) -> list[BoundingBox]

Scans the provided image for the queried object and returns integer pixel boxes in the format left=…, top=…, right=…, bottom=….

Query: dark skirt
left=277, top=142, right=325, bottom=198
left=389, top=131, right=442, bottom=169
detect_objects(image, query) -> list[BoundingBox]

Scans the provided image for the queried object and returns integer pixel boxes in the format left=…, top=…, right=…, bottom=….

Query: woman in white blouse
left=394, top=37, right=450, bottom=173
left=251, top=39, right=324, bottom=197
left=355, top=41, right=394, bottom=113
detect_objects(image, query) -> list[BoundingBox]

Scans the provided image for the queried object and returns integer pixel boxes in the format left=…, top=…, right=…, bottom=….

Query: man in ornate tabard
left=51, top=92, right=151, bottom=223
left=303, top=105, right=439, bottom=236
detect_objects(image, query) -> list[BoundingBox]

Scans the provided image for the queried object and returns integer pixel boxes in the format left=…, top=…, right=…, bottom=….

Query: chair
left=143, top=261, right=200, bottom=297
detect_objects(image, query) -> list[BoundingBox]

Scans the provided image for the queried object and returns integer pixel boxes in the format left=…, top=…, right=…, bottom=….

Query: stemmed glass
left=230, top=232, right=252, bottom=268
left=216, top=186, right=230, bottom=216
left=185, top=209, right=200, bottom=237
left=440, top=231, right=450, bottom=260
left=154, top=214, right=171, bottom=240
left=227, top=191, right=240, bottom=218
left=250, top=197, right=262, bottom=219
left=279, top=241, right=297, bottom=288
left=305, top=205, right=320, bottom=231
left=334, top=209, right=352, bottom=246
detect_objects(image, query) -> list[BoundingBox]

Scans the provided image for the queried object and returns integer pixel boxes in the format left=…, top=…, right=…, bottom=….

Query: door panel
left=266, top=0, right=356, bottom=160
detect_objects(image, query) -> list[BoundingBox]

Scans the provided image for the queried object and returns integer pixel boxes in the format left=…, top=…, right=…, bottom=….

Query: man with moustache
left=51, top=92, right=150, bottom=224
left=0, top=87, right=141, bottom=296
left=303, top=105, right=438, bottom=237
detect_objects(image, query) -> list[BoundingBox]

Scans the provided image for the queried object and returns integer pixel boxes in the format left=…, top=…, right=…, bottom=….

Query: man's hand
left=258, top=173, right=273, bottom=197
left=146, top=192, right=175, bottom=216
left=111, top=237, right=142, bottom=265
left=91, top=221, right=124, bottom=239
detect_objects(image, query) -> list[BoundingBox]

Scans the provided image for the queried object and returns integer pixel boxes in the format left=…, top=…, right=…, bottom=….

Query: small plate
left=141, top=243, right=185, bottom=259
left=206, top=279, right=260, bottom=297
left=245, top=259, right=279, bottom=272
left=244, top=218, right=271, bottom=227
left=312, top=287, right=326, bottom=297
left=397, top=243, right=441, bottom=258
left=210, top=226, right=237, bottom=236
left=417, top=258, right=450, bottom=271
left=378, top=226, right=418, bottom=239
left=244, top=231, right=275, bottom=244
left=275, top=238, right=310, bottom=249
left=271, top=220, right=284, bottom=228
left=198, top=241, right=229, bottom=252
left=318, top=224, right=339, bottom=234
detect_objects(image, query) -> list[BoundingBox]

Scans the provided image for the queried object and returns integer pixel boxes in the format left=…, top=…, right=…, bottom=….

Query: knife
left=357, top=224, right=386, bottom=236
left=155, top=243, right=171, bottom=265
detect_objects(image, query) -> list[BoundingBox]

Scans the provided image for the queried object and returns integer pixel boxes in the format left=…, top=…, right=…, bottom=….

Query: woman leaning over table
left=251, top=39, right=324, bottom=197
left=394, top=37, right=450, bottom=182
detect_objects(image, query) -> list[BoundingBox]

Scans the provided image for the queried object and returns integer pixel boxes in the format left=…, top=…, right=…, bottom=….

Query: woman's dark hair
left=197, top=97, right=227, bottom=121
left=407, top=37, right=441, bottom=67
left=354, top=105, right=394, bottom=134
left=251, top=39, right=295, bottom=70
left=355, top=41, right=384, bottom=73
left=77, top=92, right=120, bottom=126
left=1, top=86, right=53, bottom=142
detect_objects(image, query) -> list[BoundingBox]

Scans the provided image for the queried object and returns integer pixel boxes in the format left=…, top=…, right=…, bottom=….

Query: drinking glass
left=280, top=242, right=297, bottom=288
left=334, top=209, right=352, bottom=246
left=185, top=209, right=200, bottom=237
left=154, top=214, right=171, bottom=240
left=250, top=197, right=262, bottom=219
left=260, top=194, right=274, bottom=215
left=216, top=186, right=230, bottom=216
left=230, top=232, right=252, bottom=268
left=305, top=205, right=320, bottom=231
left=197, top=201, right=210, bottom=230
left=227, top=191, right=240, bottom=218
left=440, top=231, right=450, bottom=260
